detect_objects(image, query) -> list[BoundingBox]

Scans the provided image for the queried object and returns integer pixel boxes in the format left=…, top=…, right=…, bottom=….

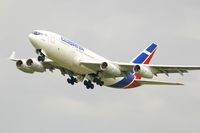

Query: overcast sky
left=1, top=0, right=200, bottom=133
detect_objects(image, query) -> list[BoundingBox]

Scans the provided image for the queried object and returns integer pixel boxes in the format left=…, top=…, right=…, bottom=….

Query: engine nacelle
left=100, top=62, right=121, bottom=77
left=134, top=65, right=154, bottom=79
left=26, top=59, right=45, bottom=72
left=16, top=60, right=34, bottom=73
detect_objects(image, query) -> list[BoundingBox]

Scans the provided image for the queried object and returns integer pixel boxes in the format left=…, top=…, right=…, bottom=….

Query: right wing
left=9, top=51, right=72, bottom=75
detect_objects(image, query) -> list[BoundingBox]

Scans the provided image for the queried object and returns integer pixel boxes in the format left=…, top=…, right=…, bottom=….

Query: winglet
left=9, top=51, right=17, bottom=61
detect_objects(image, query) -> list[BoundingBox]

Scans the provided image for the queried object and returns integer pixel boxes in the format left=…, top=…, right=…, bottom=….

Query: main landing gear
left=36, top=49, right=45, bottom=62
left=38, top=55, right=45, bottom=62
left=67, top=76, right=78, bottom=85
left=66, top=74, right=104, bottom=89
left=83, top=78, right=104, bottom=89
left=84, top=80, right=94, bottom=89
left=93, top=78, right=104, bottom=86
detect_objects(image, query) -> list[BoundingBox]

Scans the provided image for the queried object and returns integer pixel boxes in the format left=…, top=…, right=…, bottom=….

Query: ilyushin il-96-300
left=9, top=30, right=200, bottom=89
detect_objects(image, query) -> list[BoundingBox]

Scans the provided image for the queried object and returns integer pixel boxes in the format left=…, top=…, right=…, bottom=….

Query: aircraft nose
left=28, top=33, right=34, bottom=42
left=28, top=33, right=39, bottom=49
left=28, top=34, right=33, bottom=42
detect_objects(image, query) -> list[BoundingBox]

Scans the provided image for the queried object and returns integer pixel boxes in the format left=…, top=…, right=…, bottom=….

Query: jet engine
left=26, top=59, right=45, bottom=72
left=100, top=62, right=121, bottom=77
left=16, top=60, right=34, bottom=73
left=134, top=65, right=154, bottom=79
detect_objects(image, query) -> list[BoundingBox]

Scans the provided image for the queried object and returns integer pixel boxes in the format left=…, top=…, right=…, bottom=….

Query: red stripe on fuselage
left=126, top=81, right=141, bottom=88
left=126, top=73, right=142, bottom=88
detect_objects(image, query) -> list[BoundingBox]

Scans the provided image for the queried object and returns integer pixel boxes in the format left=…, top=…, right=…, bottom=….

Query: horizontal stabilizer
left=135, top=79, right=184, bottom=86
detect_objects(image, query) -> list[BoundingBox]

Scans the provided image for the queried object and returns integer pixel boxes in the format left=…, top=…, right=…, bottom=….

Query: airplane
left=9, top=30, right=200, bottom=89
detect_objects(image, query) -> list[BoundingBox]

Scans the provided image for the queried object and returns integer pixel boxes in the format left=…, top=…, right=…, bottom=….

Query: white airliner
left=9, top=30, right=200, bottom=89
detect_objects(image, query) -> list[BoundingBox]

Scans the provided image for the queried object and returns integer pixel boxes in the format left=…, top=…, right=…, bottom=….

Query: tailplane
left=131, top=43, right=158, bottom=64
left=135, top=79, right=184, bottom=86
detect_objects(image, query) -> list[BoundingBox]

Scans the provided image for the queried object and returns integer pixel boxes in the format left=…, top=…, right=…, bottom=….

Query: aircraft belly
left=101, top=77, right=124, bottom=86
left=102, top=73, right=142, bottom=89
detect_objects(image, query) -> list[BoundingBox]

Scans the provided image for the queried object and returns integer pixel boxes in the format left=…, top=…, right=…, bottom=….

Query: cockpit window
left=32, top=31, right=43, bottom=35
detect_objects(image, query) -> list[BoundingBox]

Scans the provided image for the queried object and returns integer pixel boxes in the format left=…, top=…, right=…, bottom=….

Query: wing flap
left=80, top=60, right=102, bottom=71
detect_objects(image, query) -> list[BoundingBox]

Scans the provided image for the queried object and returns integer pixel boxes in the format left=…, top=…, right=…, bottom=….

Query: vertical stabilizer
left=131, top=43, right=158, bottom=64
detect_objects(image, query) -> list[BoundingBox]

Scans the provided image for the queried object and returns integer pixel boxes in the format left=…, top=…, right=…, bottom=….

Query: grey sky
left=1, top=0, right=200, bottom=133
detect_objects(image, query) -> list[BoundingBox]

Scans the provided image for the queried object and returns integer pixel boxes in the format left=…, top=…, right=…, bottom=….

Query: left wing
left=146, top=64, right=200, bottom=75
left=80, top=60, right=200, bottom=77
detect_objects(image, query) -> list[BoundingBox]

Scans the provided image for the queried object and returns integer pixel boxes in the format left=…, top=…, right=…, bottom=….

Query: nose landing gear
left=36, top=49, right=45, bottom=62
left=37, top=55, right=45, bottom=62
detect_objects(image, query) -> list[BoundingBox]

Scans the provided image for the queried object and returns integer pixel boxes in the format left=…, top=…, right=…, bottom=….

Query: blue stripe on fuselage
left=110, top=73, right=135, bottom=88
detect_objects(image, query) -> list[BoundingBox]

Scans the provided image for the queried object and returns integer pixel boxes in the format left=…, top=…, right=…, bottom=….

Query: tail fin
left=131, top=43, right=158, bottom=64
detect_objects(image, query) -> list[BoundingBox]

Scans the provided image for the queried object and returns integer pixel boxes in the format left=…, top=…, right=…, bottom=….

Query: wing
left=9, top=51, right=73, bottom=75
left=110, top=61, right=200, bottom=76
left=147, top=64, right=200, bottom=75
left=80, top=60, right=200, bottom=77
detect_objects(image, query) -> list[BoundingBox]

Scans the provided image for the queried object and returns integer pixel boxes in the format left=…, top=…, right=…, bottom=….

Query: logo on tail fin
left=131, top=43, right=158, bottom=64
